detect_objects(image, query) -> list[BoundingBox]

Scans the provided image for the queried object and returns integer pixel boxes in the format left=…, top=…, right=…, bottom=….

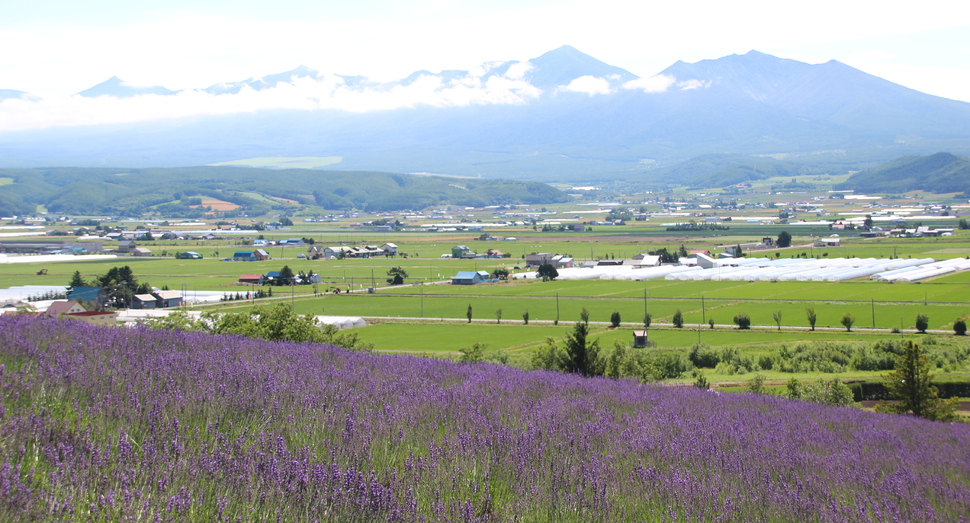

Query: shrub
left=459, top=343, right=487, bottom=363
left=610, top=311, right=621, bottom=328
left=841, top=313, right=855, bottom=332
left=672, top=309, right=684, bottom=328
left=955, top=318, right=968, bottom=336
left=747, top=374, right=767, bottom=394
left=733, top=312, right=751, bottom=330
left=916, top=313, right=929, bottom=334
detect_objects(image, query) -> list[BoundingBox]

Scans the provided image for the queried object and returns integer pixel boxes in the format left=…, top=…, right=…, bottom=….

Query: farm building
left=253, top=249, right=270, bottom=261
left=323, top=246, right=353, bottom=259
left=452, top=245, right=475, bottom=259
left=451, top=270, right=491, bottom=285
left=238, top=274, right=264, bottom=284
left=131, top=294, right=157, bottom=309
left=526, top=253, right=554, bottom=267
left=815, top=237, right=841, bottom=247
left=152, top=291, right=183, bottom=308
left=131, top=247, right=152, bottom=257
left=233, top=251, right=256, bottom=262
left=381, top=243, right=398, bottom=255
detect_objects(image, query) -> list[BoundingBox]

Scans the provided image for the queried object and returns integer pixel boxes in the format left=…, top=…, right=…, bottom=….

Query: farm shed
left=152, top=291, right=183, bottom=308
left=233, top=251, right=256, bottom=262
left=131, top=294, right=157, bottom=309
left=451, top=270, right=491, bottom=285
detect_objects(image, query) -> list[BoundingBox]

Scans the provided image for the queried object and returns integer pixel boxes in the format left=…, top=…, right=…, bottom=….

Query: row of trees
left=665, top=305, right=964, bottom=335
left=525, top=310, right=958, bottom=422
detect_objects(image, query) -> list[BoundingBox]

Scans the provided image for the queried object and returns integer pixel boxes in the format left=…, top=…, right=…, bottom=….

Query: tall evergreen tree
left=876, top=341, right=957, bottom=421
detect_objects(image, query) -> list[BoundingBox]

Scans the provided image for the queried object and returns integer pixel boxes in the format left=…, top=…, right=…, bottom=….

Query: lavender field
left=1, top=316, right=969, bottom=522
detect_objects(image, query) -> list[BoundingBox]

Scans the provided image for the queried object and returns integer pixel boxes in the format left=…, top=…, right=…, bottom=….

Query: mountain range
left=3, top=46, right=970, bottom=183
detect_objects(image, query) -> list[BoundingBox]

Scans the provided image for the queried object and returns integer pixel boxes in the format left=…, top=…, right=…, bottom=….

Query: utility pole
left=871, top=298, right=875, bottom=329
left=556, top=292, right=560, bottom=324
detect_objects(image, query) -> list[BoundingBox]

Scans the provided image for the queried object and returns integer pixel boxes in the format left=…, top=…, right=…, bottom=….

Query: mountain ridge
left=3, top=48, right=970, bottom=177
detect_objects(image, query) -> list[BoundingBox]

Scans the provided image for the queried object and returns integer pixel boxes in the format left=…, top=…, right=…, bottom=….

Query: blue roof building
left=451, top=270, right=491, bottom=285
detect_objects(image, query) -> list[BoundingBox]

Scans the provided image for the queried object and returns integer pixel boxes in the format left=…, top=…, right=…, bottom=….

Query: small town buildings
left=116, top=240, right=136, bottom=253
left=381, top=243, right=398, bottom=256
left=307, top=245, right=324, bottom=259
left=233, top=251, right=257, bottom=262
left=451, top=270, right=491, bottom=285
left=131, top=247, right=152, bottom=257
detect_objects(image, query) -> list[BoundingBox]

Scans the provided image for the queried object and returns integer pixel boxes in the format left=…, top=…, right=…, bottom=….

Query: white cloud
left=0, top=71, right=545, bottom=131
left=623, top=74, right=676, bottom=93
left=559, top=75, right=612, bottom=96
left=505, top=61, right=533, bottom=80
left=677, top=79, right=711, bottom=91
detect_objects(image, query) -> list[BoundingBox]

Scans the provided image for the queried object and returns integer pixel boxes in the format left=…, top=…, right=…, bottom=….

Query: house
left=152, top=290, right=183, bottom=308
left=324, top=246, right=354, bottom=259
left=177, top=251, right=202, bottom=259
left=526, top=253, right=554, bottom=267
left=116, top=240, right=136, bottom=253
left=44, top=300, right=86, bottom=318
left=131, top=294, right=157, bottom=309
left=238, top=274, right=264, bottom=284
left=381, top=243, right=398, bottom=256
left=307, top=245, right=325, bottom=259
left=350, top=245, right=384, bottom=258
left=253, top=249, right=270, bottom=261
left=452, top=245, right=474, bottom=259
left=233, top=251, right=256, bottom=262
left=64, top=311, right=118, bottom=326
left=451, top=270, right=491, bottom=285
left=131, top=247, right=152, bottom=257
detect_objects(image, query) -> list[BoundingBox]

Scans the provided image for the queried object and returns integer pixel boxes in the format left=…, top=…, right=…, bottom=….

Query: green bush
left=733, top=312, right=751, bottom=329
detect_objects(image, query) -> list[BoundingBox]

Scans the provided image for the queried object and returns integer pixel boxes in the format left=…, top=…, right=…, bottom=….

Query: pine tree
left=875, top=341, right=957, bottom=421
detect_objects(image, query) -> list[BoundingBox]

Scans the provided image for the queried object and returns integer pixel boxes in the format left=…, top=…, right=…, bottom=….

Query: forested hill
left=0, top=166, right=572, bottom=216
left=835, top=152, right=970, bottom=196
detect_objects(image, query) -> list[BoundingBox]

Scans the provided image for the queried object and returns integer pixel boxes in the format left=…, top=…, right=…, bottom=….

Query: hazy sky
left=2, top=0, right=969, bottom=129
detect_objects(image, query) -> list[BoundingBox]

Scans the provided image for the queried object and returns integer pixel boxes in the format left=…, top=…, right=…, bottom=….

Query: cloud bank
left=0, top=68, right=545, bottom=132
left=0, top=60, right=710, bottom=132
